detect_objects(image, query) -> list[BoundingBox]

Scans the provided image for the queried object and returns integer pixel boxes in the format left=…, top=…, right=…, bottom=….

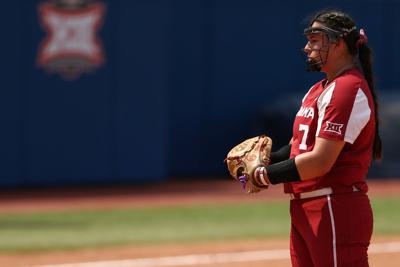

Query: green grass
left=0, top=197, right=399, bottom=252
left=0, top=202, right=290, bottom=252
left=371, top=197, right=400, bottom=234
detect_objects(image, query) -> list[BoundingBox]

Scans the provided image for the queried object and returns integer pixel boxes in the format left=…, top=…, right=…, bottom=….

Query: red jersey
left=285, top=68, right=375, bottom=194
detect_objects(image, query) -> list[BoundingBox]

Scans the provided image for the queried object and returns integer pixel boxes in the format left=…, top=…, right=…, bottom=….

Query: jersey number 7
left=299, top=124, right=309, bottom=150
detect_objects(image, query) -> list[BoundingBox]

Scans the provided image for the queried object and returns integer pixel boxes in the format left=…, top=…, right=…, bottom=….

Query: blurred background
left=1, top=0, right=399, bottom=187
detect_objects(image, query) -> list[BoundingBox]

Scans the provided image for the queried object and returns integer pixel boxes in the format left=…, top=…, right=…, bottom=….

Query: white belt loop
left=352, top=186, right=359, bottom=192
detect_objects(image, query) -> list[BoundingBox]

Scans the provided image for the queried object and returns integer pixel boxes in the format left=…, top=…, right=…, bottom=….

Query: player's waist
left=288, top=186, right=359, bottom=200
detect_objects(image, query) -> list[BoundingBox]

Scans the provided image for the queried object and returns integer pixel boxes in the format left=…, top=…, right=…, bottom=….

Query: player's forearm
left=256, top=138, right=344, bottom=185
left=294, top=152, right=334, bottom=180
left=261, top=153, right=329, bottom=185
left=270, top=144, right=291, bottom=164
left=294, top=137, right=345, bottom=180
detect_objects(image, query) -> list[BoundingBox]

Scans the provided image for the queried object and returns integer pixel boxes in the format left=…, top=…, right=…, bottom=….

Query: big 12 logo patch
left=37, top=0, right=106, bottom=80
left=324, top=121, right=344, bottom=135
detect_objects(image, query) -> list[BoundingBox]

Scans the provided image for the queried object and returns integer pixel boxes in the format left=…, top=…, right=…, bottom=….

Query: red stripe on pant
left=289, top=191, right=373, bottom=267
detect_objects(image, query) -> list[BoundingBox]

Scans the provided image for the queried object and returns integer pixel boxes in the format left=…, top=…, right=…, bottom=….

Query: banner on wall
left=37, top=0, right=106, bottom=81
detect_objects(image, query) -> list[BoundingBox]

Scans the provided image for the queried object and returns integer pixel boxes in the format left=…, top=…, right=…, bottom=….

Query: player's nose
left=303, top=43, right=311, bottom=54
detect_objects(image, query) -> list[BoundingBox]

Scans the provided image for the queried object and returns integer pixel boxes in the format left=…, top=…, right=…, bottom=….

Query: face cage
left=304, top=45, right=330, bottom=72
left=303, top=26, right=341, bottom=72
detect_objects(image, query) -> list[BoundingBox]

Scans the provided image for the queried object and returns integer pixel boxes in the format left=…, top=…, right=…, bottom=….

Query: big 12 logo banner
left=37, top=0, right=106, bottom=80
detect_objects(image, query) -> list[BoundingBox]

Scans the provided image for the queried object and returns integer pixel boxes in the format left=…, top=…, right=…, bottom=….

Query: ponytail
left=358, top=44, right=382, bottom=160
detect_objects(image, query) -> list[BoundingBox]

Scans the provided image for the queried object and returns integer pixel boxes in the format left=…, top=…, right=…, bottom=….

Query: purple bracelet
left=238, top=175, right=248, bottom=190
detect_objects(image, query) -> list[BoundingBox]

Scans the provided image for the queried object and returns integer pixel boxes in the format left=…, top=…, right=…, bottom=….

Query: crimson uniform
left=287, top=68, right=374, bottom=267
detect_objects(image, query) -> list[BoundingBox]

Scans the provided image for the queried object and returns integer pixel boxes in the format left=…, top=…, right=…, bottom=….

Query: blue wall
left=1, top=0, right=399, bottom=186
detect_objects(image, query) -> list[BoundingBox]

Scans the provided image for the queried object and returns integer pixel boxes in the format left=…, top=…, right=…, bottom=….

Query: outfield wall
left=1, top=0, right=399, bottom=186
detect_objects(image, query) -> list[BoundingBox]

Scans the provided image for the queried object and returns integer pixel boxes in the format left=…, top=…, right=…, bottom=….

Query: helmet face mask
left=302, top=24, right=357, bottom=72
left=303, top=26, right=339, bottom=72
left=303, top=35, right=329, bottom=72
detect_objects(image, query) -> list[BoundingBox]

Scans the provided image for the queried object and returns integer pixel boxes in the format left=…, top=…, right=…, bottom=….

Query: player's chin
left=306, top=56, right=318, bottom=63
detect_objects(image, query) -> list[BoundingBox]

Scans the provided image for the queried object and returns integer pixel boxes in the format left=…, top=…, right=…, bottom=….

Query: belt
left=290, top=186, right=359, bottom=200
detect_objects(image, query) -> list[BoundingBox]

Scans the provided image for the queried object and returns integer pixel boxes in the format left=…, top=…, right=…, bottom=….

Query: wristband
left=258, top=166, right=270, bottom=186
left=266, top=158, right=301, bottom=185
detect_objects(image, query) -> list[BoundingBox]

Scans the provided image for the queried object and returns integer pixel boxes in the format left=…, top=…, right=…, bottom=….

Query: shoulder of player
left=333, top=69, right=365, bottom=93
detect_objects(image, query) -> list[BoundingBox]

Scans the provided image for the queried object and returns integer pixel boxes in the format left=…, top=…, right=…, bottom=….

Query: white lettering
left=296, top=106, right=314, bottom=119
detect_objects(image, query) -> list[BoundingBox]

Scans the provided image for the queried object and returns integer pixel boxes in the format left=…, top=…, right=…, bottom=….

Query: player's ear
left=337, top=38, right=349, bottom=52
left=331, top=38, right=344, bottom=51
left=331, top=38, right=341, bottom=47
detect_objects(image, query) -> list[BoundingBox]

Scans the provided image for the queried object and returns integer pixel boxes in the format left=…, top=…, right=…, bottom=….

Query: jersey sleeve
left=315, top=80, right=371, bottom=144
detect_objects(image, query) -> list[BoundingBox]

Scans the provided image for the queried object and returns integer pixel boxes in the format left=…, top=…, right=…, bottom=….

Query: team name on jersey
left=296, top=106, right=315, bottom=119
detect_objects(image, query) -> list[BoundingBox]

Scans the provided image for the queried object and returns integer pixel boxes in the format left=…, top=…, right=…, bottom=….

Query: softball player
left=252, top=10, right=382, bottom=267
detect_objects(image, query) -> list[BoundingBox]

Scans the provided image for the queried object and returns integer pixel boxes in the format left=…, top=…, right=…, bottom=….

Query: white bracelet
left=258, top=166, right=270, bottom=186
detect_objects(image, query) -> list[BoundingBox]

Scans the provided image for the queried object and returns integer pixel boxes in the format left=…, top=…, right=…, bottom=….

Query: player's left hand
left=225, top=135, right=272, bottom=194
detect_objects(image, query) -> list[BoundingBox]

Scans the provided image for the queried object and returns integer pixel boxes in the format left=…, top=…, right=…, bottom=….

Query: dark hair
left=310, top=10, right=382, bottom=160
